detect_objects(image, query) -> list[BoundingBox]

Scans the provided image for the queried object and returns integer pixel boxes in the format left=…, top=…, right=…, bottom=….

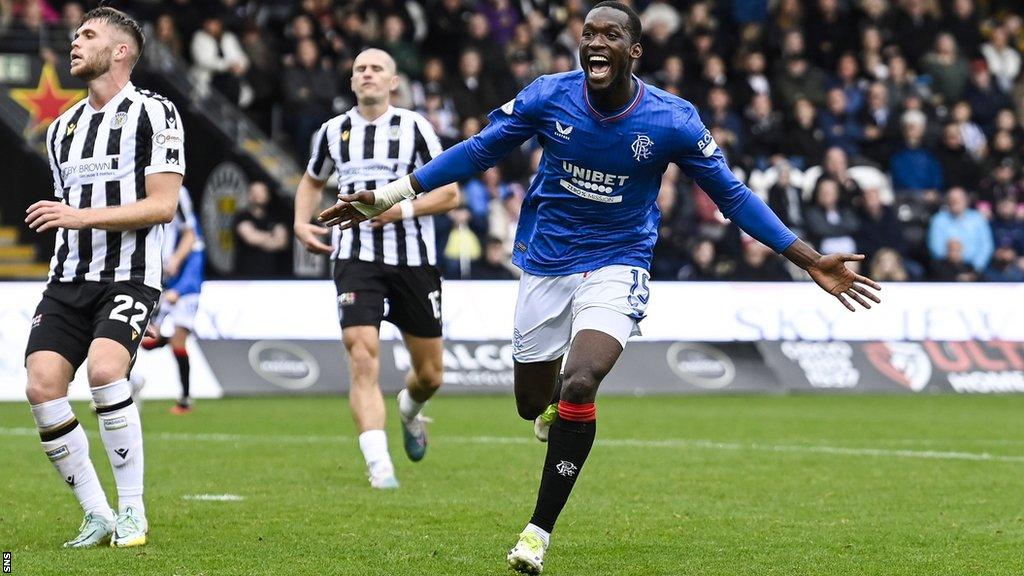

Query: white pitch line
left=182, top=494, right=244, bottom=502
left=1, top=427, right=1022, bottom=464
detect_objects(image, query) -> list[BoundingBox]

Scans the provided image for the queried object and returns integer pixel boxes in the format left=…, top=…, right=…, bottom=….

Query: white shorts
left=166, top=292, right=200, bottom=332
left=512, top=265, right=649, bottom=363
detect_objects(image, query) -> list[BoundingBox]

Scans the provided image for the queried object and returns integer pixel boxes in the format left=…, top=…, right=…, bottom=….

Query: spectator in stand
left=943, top=0, right=984, bottom=59
left=857, top=0, right=894, bottom=45
left=677, top=239, right=725, bottom=281
left=282, top=38, right=337, bottom=160
left=891, top=110, right=943, bottom=203
left=729, top=239, right=791, bottom=281
left=701, top=87, right=745, bottom=156
left=981, top=25, right=1021, bottom=94
left=464, top=12, right=509, bottom=82
left=804, top=0, right=856, bottom=71
left=805, top=177, right=860, bottom=255
left=768, top=0, right=803, bottom=58
left=978, top=157, right=1023, bottom=212
left=425, top=0, right=470, bottom=70
left=856, top=187, right=904, bottom=263
left=829, top=53, right=867, bottom=115
left=883, top=53, right=924, bottom=110
left=935, top=122, right=980, bottom=191
left=744, top=94, right=784, bottom=171
left=821, top=146, right=863, bottom=207
left=241, top=21, right=281, bottom=134
left=767, top=160, right=804, bottom=236
left=379, top=14, right=420, bottom=79
left=450, top=48, right=500, bottom=122
left=652, top=164, right=696, bottom=280
left=931, top=238, right=978, bottom=281
left=191, top=12, right=251, bottom=106
left=688, top=55, right=729, bottom=110
left=893, top=0, right=939, bottom=68
left=774, top=54, right=827, bottom=110
left=471, top=237, right=518, bottom=280
left=817, top=87, right=862, bottom=159
left=784, top=97, right=825, bottom=168
left=870, top=248, right=909, bottom=282
left=950, top=100, right=988, bottom=159
left=478, top=0, right=520, bottom=46
left=233, top=181, right=290, bottom=278
left=152, top=12, right=183, bottom=59
left=0, top=0, right=58, bottom=60
left=994, top=108, right=1024, bottom=143
left=506, top=22, right=552, bottom=76
left=921, top=33, right=970, bottom=106
left=859, top=26, right=889, bottom=81
left=928, top=187, right=994, bottom=273
left=990, top=197, right=1024, bottom=253
left=983, top=246, right=1024, bottom=282
left=733, top=50, right=771, bottom=112
left=508, top=50, right=538, bottom=92
left=859, top=82, right=898, bottom=166
left=964, top=60, right=1012, bottom=132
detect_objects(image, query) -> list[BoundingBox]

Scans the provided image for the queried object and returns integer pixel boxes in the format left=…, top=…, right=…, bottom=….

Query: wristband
left=352, top=175, right=416, bottom=218
left=399, top=199, right=415, bottom=220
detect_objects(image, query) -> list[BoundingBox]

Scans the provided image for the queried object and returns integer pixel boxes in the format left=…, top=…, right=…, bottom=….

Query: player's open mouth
left=588, top=55, right=611, bottom=80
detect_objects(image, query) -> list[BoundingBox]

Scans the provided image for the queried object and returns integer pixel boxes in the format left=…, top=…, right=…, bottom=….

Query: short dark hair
left=591, top=1, right=642, bottom=44
left=81, top=7, right=145, bottom=65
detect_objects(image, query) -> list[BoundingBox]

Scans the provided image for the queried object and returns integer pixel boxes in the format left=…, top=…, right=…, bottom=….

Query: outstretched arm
left=782, top=239, right=882, bottom=311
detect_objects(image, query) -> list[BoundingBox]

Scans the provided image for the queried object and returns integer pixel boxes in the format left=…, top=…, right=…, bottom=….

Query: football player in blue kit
left=318, top=2, right=881, bottom=573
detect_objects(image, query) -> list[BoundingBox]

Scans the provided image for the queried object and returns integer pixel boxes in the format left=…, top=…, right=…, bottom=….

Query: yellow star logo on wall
left=9, top=63, right=85, bottom=135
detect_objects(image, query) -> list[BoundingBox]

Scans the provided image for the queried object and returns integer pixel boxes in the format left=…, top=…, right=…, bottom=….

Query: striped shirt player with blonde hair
left=23, top=7, right=184, bottom=549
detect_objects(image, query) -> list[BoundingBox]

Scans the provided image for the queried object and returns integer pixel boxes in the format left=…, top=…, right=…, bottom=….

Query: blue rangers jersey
left=163, top=187, right=204, bottom=295
left=418, top=70, right=795, bottom=276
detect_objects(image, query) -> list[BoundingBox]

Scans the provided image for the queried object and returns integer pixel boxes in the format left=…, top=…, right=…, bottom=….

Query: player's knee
left=414, top=364, right=443, bottom=393
left=26, top=364, right=66, bottom=404
left=561, top=370, right=599, bottom=404
left=87, top=360, right=128, bottom=388
left=516, top=397, right=547, bottom=421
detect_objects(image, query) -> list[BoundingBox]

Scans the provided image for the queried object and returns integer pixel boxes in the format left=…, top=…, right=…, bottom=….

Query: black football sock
left=529, top=401, right=597, bottom=533
left=173, top=346, right=190, bottom=401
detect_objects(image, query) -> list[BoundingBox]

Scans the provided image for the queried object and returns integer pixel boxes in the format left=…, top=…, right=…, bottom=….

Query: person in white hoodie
left=189, top=13, right=251, bottom=107
left=981, top=25, right=1021, bottom=94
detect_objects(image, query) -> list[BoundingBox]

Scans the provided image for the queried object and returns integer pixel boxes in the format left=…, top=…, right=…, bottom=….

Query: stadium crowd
left=3, top=0, right=1024, bottom=282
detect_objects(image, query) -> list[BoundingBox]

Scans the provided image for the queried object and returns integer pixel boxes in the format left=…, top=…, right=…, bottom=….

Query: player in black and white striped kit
left=23, top=7, right=183, bottom=549
left=294, top=48, right=460, bottom=489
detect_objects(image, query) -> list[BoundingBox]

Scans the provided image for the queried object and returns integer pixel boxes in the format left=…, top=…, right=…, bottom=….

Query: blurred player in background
left=23, top=7, right=183, bottom=549
left=318, top=3, right=881, bottom=572
left=139, top=186, right=204, bottom=414
left=294, top=48, right=460, bottom=489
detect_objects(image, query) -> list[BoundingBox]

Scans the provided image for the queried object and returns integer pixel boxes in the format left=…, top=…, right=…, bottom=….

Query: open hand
left=26, top=201, right=87, bottom=232
left=807, top=253, right=882, bottom=311
left=317, top=190, right=377, bottom=229
left=295, top=221, right=333, bottom=254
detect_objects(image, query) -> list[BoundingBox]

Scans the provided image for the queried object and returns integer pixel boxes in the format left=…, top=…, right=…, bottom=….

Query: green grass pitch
left=1, top=394, right=1023, bottom=575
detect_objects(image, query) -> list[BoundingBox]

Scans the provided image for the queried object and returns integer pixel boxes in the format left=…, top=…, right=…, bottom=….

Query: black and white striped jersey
left=307, top=106, right=443, bottom=267
left=44, top=82, right=185, bottom=290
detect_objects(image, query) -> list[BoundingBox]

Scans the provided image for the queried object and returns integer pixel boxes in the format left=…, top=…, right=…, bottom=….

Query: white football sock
left=91, top=379, right=145, bottom=515
left=398, top=388, right=426, bottom=421
left=32, top=397, right=113, bottom=521
left=358, top=429, right=393, bottom=475
left=524, top=523, right=550, bottom=548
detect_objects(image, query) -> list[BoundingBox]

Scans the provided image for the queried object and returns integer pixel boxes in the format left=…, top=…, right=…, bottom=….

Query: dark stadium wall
left=0, top=120, right=55, bottom=260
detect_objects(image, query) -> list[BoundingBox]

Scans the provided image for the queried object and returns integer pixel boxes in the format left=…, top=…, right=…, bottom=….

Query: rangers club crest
left=631, top=134, right=653, bottom=161
left=555, top=460, right=578, bottom=477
